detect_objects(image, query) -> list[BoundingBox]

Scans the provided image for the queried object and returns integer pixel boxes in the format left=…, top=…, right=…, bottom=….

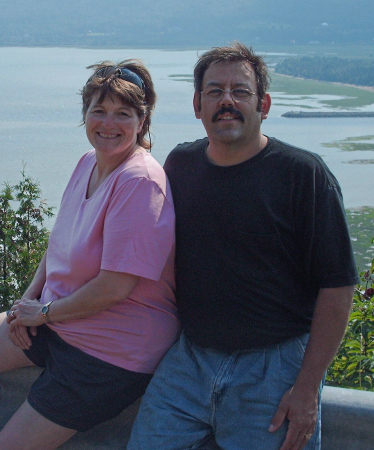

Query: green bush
left=0, top=168, right=53, bottom=312
left=326, top=242, right=374, bottom=391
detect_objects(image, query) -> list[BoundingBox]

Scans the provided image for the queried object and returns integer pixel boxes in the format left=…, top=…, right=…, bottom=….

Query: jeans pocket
left=279, top=334, right=309, bottom=385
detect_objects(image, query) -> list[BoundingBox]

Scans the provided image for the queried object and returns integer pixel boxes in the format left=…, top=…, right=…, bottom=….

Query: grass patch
left=322, top=135, right=374, bottom=152
left=346, top=207, right=374, bottom=271
left=344, top=160, right=374, bottom=165
left=273, top=103, right=316, bottom=109
left=169, top=74, right=192, bottom=78
left=169, top=74, right=193, bottom=83
left=270, top=72, right=374, bottom=108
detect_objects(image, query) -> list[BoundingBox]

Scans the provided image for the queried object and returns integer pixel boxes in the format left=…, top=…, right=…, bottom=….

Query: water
left=1, top=47, right=373, bottom=224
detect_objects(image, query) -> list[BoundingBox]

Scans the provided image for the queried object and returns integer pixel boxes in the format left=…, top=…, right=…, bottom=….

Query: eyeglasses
left=95, top=67, right=145, bottom=91
left=201, top=88, right=256, bottom=102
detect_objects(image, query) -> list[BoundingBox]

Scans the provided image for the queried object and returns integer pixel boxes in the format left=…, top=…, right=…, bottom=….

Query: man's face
left=193, top=60, right=269, bottom=147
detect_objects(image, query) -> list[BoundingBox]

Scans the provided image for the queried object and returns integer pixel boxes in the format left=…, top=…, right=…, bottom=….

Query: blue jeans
left=127, top=332, right=322, bottom=450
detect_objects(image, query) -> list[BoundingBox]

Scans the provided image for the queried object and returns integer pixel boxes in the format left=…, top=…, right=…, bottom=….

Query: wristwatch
left=41, top=301, right=53, bottom=323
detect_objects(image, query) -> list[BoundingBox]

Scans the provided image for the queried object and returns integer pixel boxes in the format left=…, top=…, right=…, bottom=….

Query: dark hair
left=81, top=59, right=156, bottom=150
left=194, top=42, right=270, bottom=112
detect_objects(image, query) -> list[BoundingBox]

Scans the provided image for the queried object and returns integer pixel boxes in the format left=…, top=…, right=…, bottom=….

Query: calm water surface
left=1, top=47, right=373, bottom=224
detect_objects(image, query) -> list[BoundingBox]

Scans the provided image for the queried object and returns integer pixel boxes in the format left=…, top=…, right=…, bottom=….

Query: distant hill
left=0, top=0, right=373, bottom=47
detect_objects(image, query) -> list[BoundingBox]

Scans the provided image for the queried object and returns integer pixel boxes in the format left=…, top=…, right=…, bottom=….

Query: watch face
left=41, top=305, right=48, bottom=314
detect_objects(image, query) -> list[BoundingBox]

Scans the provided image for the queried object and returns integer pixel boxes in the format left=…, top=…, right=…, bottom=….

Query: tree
left=275, top=56, right=374, bottom=87
left=0, top=168, right=53, bottom=312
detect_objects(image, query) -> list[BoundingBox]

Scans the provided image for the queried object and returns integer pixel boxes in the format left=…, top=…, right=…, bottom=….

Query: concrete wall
left=0, top=367, right=137, bottom=449
left=321, top=385, right=374, bottom=450
left=1, top=367, right=374, bottom=449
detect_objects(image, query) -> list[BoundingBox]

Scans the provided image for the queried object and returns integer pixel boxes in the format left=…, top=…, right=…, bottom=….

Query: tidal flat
left=322, top=135, right=374, bottom=152
left=270, top=72, right=374, bottom=109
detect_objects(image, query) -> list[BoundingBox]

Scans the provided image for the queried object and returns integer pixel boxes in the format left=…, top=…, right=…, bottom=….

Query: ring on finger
left=10, top=310, right=15, bottom=318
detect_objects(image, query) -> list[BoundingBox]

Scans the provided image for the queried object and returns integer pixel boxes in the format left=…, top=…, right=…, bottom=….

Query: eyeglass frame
left=201, top=87, right=257, bottom=103
left=94, top=67, right=145, bottom=91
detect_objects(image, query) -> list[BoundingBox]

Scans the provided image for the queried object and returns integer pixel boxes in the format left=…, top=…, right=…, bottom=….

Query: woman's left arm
left=7, top=251, right=48, bottom=349
left=9, top=269, right=139, bottom=329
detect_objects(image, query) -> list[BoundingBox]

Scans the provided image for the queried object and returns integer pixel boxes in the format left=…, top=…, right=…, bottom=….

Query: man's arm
left=269, top=285, right=354, bottom=450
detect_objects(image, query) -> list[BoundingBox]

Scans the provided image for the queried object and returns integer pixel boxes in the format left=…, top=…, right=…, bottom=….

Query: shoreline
left=274, top=72, right=374, bottom=93
left=282, top=111, right=374, bottom=118
left=341, top=83, right=374, bottom=93
left=2, top=45, right=373, bottom=93
left=0, top=44, right=206, bottom=52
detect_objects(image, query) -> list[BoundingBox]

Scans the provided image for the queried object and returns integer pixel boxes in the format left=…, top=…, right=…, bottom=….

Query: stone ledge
left=0, top=367, right=138, bottom=448
left=321, top=385, right=374, bottom=450
left=1, top=368, right=374, bottom=449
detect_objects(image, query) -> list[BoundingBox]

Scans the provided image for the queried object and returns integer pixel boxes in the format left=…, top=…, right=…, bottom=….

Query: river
left=1, top=47, right=373, bottom=222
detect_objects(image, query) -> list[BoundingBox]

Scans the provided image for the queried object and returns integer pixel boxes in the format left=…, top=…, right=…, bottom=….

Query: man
left=127, top=42, right=359, bottom=450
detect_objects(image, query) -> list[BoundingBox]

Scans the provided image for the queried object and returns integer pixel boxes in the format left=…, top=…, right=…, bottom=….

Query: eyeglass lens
left=203, top=88, right=254, bottom=102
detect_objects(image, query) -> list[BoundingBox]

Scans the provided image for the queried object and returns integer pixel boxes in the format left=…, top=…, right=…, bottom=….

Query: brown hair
left=194, top=42, right=270, bottom=112
left=81, top=59, right=156, bottom=150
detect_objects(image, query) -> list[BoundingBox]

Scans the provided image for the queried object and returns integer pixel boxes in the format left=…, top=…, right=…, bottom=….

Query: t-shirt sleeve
left=296, top=159, right=359, bottom=289
left=100, top=177, right=175, bottom=281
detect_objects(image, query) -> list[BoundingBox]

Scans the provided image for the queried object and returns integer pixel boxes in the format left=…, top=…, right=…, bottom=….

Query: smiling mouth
left=219, top=116, right=237, bottom=120
left=97, top=132, right=120, bottom=139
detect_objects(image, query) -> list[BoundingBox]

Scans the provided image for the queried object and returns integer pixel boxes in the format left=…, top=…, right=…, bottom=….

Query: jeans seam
left=210, top=352, right=238, bottom=429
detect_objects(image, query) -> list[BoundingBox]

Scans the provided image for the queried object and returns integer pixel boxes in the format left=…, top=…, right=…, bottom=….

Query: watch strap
left=41, top=301, right=53, bottom=323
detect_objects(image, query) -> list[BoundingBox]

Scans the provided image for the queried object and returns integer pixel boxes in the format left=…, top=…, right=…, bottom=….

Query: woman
left=0, top=60, right=179, bottom=449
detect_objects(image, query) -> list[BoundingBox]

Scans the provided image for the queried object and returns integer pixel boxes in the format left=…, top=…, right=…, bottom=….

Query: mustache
left=212, top=106, right=245, bottom=123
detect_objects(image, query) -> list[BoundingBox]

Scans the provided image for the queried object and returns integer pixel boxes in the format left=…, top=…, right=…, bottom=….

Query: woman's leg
left=0, top=400, right=76, bottom=450
left=0, top=312, right=35, bottom=372
left=0, top=313, right=76, bottom=448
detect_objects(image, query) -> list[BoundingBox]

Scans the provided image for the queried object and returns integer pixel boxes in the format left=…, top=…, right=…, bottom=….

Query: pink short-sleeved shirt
left=40, top=150, right=179, bottom=373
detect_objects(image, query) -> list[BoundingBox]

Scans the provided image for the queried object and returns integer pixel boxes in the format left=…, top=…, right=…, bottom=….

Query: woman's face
left=85, top=93, right=145, bottom=159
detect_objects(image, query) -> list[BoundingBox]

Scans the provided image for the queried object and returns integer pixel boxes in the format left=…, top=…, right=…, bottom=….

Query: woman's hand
left=9, top=323, right=37, bottom=350
left=7, top=299, right=45, bottom=328
left=7, top=299, right=39, bottom=349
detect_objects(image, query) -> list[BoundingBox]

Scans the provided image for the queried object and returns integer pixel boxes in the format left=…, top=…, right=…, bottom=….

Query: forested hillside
left=275, top=56, right=374, bottom=87
left=0, top=0, right=373, bottom=47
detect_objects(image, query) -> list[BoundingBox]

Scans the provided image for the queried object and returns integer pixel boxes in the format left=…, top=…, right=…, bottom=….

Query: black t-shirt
left=164, top=137, right=359, bottom=351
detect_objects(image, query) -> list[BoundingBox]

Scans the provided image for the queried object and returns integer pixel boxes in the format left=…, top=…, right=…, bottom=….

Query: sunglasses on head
left=95, top=67, right=145, bottom=91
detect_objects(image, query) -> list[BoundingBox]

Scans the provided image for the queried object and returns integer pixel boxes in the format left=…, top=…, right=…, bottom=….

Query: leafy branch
left=0, top=167, right=53, bottom=311
left=327, top=243, right=374, bottom=391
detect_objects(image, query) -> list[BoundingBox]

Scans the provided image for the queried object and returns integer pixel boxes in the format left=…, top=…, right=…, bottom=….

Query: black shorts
left=23, top=324, right=152, bottom=432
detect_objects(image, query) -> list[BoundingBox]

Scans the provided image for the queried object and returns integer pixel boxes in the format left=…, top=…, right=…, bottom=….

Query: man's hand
left=269, top=385, right=318, bottom=450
